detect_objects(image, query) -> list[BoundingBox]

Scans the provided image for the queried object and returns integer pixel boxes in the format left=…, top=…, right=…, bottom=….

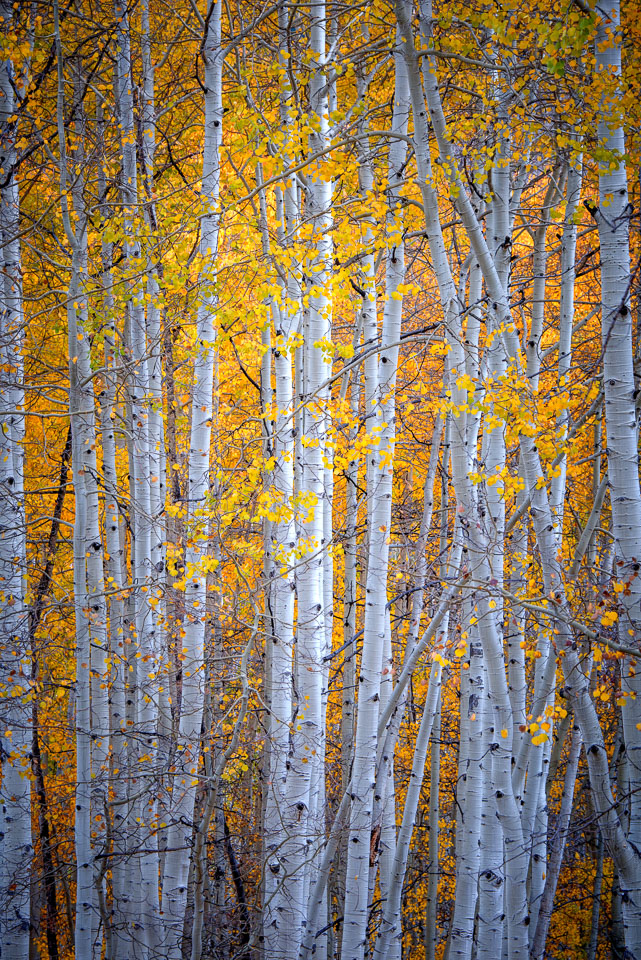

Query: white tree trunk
left=448, top=597, right=483, bottom=960
left=340, top=37, right=409, bottom=960
left=0, top=6, right=31, bottom=950
left=530, top=724, right=582, bottom=960
left=161, top=2, right=223, bottom=954
left=372, top=633, right=450, bottom=959
left=278, top=7, right=333, bottom=952
left=594, top=0, right=641, bottom=939
left=413, top=0, right=641, bottom=946
left=262, top=7, right=303, bottom=950
left=393, top=4, right=531, bottom=954
left=424, top=691, right=441, bottom=960
left=53, top=30, right=107, bottom=955
left=114, top=5, right=160, bottom=950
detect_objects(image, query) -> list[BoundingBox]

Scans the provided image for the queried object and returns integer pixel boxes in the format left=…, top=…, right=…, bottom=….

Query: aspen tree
left=8, top=1, right=641, bottom=956
left=340, top=33, right=411, bottom=960
left=448, top=594, right=484, bottom=960
left=593, top=0, right=641, bottom=939
left=424, top=691, right=441, bottom=960
left=277, top=1, right=332, bottom=950
left=139, top=0, right=168, bottom=751
left=370, top=409, right=445, bottom=950
left=372, top=539, right=458, bottom=959
left=262, top=6, right=304, bottom=953
left=161, top=1, right=223, bottom=954
left=93, top=91, right=134, bottom=956
left=447, top=260, right=484, bottom=960
left=526, top=159, right=583, bottom=942
left=530, top=725, right=582, bottom=960
left=515, top=166, right=562, bottom=944
left=112, top=4, right=163, bottom=951
left=269, top=5, right=338, bottom=955
left=52, top=13, right=112, bottom=952
left=394, top=3, right=531, bottom=954
left=0, top=3, right=31, bottom=954
left=407, top=0, right=641, bottom=952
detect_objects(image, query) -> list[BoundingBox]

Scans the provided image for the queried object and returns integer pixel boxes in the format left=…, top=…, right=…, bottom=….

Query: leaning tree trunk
left=402, top=7, right=641, bottom=950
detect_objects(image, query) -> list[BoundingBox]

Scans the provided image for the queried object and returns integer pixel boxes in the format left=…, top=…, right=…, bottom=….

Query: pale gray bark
left=530, top=725, right=582, bottom=960
left=52, top=21, right=107, bottom=954
left=476, top=684, right=504, bottom=960
left=262, top=11, right=306, bottom=953
left=113, top=6, right=161, bottom=951
left=300, top=569, right=463, bottom=960
left=448, top=597, right=483, bottom=960
left=373, top=517, right=458, bottom=960
left=340, top=36, right=410, bottom=960
left=593, top=12, right=641, bottom=949
left=400, top=5, right=641, bottom=953
left=0, top=4, right=31, bottom=953
left=424, top=693, right=441, bottom=960
left=161, top=3, right=223, bottom=955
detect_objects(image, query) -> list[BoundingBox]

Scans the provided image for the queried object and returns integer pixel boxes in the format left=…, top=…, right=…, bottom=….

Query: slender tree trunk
left=0, top=5, right=31, bottom=950
left=401, top=2, right=641, bottom=950
left=372, top=653, right=447, bottom=959
left=161, top=3, right=223, bottom=956
left=424, top=692, right=441, bottom=960
left=340, top=38, right=410, bottom=960
left=448, top=596, right=483, bottom=960
left=529, top=725, right=582, bottom=960
left=29, top=426, right=70, bottom=960
left=594, top=0, right=641, bottom=940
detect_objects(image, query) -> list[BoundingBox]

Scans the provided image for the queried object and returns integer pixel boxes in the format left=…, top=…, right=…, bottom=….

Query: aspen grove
left=1, top=0, right=640, bottom=957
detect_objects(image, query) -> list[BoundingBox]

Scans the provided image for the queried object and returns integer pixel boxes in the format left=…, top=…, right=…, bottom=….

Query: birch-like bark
left=371, top=616, right=397, bottom=946
left=113, top=6, right=160, bottom=951
left=525, top=171, right=565, bottom=390
left=372, top=567, right=455, bottom=960
left=374, top=409, right=446, bottom=927
left=341, top=375, right=360, bottom=796
left=340, top=37, right=410, bottom=960
left=476, top=680, right=505, bottom=960
left=140, top=0, right=168, bottom=741
left=161, top=2, right=223, bottom=954
left=300, top=566, right=463, bottom=960
left=279, top=5, right=332, bottom=952
left=424, top=691, right=441, bottom=960
left=393, top=4, right=531, bottom=954
left=406, top=414, right=445, bottom=655
left=93, top=93, right=133, bottom=957
left=413, top=0, right=641, bottom=948
left=139, top=1, right=170, bottom=942
left=448, top=596, right=483, bottom=960
left=262, top=6, right=302, bottom=949
left=525, top=158, right=583, bottom=943
left=587, top=831, right=605, bottom=960
left=52, top=22, right=109, bottom=954
left=67, top=60, right=112, bottom=956
left=529, top=725, right=582, bottom=960
left=0, top=5, right=31, bottom=951
left=478, top=69, right=511, bottom=956
left=549, top=158, right=582, bottom=527
left=594, top=3, right=641, bottom=940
